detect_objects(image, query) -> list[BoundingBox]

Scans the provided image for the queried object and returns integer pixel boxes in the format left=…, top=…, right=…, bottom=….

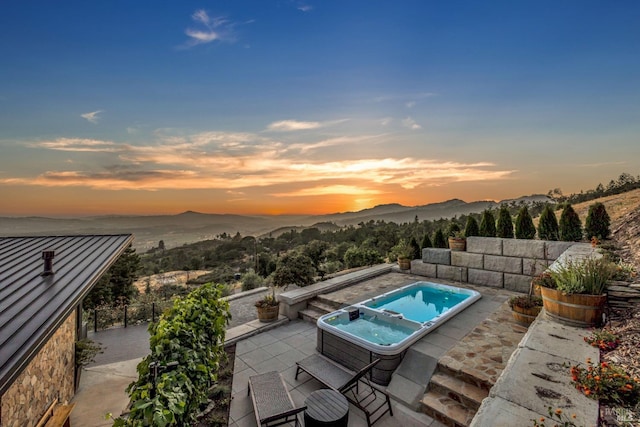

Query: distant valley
left=0, top=194, right=551, bottom=252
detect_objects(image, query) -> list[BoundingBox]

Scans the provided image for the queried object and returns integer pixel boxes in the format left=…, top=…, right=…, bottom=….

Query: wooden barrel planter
left=448, top=237, right=466, bottom=251
left=540, top=287, right=607, bottom=327
left=511, top=305, right=542, bottom=327
left=398, top=257, right=411, bottom=270
left=256, top=304, right=280, bottom=322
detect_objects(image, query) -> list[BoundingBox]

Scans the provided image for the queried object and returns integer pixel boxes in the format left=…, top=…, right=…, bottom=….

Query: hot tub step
left=428, top=372, right=488, bottom=411
left=420, top=390, right=475, bottom=427
left=314, top=295, right=347, bottom=310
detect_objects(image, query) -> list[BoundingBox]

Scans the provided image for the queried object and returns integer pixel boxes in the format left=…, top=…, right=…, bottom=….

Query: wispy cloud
left=183, top=9, right=239, bottom=48
left=6, top=131, right=514, bottom=192
left=297, top=4, right=313, bottom=12
left=402, top=117, right=422, bottom=130
left=265, top=118, right=348, bottom=132
left=81, top=110, right=103, bottom=124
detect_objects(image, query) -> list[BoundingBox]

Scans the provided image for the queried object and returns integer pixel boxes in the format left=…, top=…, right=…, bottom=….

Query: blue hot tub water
left=319, top=282, right=481, bottom=352
left=365, top=286, right=469, bottom=323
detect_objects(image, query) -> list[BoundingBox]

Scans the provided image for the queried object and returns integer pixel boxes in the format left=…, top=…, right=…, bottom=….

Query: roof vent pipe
left=42, top=250, right=55, bottom=276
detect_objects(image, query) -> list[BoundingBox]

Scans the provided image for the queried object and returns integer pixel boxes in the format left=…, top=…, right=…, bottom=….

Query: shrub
left=584, top=202, right=611, bottom=241
left=241, top=272, right=264, bottom=292
left=537, top=204, right=559, bottom=241
left=421, top=233, right=432, bottom=249
left=479, top=210, right=497, bottom=237
left=409, top=237, right=421, bottom=260
left=548, top=257, right=615, bottom=295
left=571, top=359, right=640, bottom=407
left=432, top=229, right=447, bottom=248
left=559, top=204, right=583, bottom=241
left=515, top=206, right=536, bottom=239
left=113, top=283, right=231, bottom=426
left=464, top=216, right=479, bottom=237
left=344, top=247, right=383, bottom=268
left=445, top=222, right=461, bottom=237
left=496, top=205, right=514, bottom=238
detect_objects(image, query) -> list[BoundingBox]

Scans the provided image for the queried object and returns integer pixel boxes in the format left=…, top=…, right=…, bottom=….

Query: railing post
left=94, top=309, right=97, bottom=333
left=124, top=305, right=128, bottom=328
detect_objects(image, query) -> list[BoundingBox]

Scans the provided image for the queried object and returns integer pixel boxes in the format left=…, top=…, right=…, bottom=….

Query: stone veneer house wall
left=1, top=313, right=76, bottom=426
left=0, top=235, right=133, bottom=427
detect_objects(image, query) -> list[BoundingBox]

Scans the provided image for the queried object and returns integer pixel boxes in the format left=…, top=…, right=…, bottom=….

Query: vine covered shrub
left=496, top=205, right=514, bottom=238
left=464, top=216, right=479, bottom=237
left=479, top=210, right=497, bottom=237
left=537, top=204, right=559, bottom=241
left=584, top=202, right=611, bottom=241
left=559, top=204, right=583, bottom=241
left=515, top=206, right=536, bottom=239
left=113, top=283, right=231, bottom=426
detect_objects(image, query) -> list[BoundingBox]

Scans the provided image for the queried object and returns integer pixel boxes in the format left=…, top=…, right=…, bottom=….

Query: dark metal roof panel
left=0, top=234, right=133, bottom=396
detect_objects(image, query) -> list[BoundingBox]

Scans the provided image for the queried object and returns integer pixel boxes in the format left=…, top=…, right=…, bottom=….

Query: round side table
left=304, top=389, right=349, bottom=427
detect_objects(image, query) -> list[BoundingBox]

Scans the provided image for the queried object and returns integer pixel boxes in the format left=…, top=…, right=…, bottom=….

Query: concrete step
left=298, top=307, right=325, bottom=323
left=307, top=299, right=339, bottom=314
left=421, top=390, right=475, bottom=427
left=314, top=295, right=346, bottom=310
left=429, top=372, right=488, bottom=412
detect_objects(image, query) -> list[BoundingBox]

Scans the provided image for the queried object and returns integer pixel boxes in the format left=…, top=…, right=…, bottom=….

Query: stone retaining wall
left=1, top=312, right=76, bottom=427
left=413, top=237, right=589, bottom=293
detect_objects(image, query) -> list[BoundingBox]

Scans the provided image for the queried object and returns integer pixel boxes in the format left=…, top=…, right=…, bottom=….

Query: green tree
left=84, top=246, right=140, bottom=309
left=538, top=204, right=559, bottom=241
left=344, top=247, right=383, bottom=268
left=432, top=229, right=447, bottom=248
left=272, top=252, right=316, bottom=288
left=584, top=202, right=611, bottom=240
left=559, top=204, right=583, bottom=241
left=479, top=210, right=497, bottom=237
left=464, top=216, right=480, bottom=237
left=496, top=205, right=514, bottom=238
left=409, top=237, right=421, bottom=260
left=421, top=233, right=432, bottom=249
left=515, top=206, right=536, bottom=239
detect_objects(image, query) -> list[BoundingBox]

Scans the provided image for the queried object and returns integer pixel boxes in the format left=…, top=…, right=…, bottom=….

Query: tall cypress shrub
left=559, top=204, right=583, bottom=241
left=421, top=234, right=432, bottom=249
left=515, top=206, right=536, bottom=239
left=409, top=237, right=421, bottom=259
left=479, top=210, right=497, bottom=237
left=538, top=204, right=559, bottom=241
left=464, top=216, right=480, bottom=237
left=584, top=202, right=611, bottom=240
left=496, top=205, right=514, bottom=238
left=432, top=229, right=447, bottom=248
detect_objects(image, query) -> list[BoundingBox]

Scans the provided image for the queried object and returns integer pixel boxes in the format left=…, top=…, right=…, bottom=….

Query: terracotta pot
left=511, top=305, right=542, bottom=326
left=448, top=237, right=466, bottom=251
left=540, top=287, right=607, bottom=327
left=398, top=257, right=411, bottom=270
left=256, top=304, right=280, bottom=322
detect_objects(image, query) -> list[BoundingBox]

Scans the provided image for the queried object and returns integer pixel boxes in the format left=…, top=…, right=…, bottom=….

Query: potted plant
left=446, top=223, right=466, bottom=251
left=508, top=294, right=543, bottom=326
left=539, top=257, right=615, bottom=327
left=392, top=240, right=413, bottom=270
left=255, top=292, right=280, bottom=322
left=508, top=279, right=543, bottom=326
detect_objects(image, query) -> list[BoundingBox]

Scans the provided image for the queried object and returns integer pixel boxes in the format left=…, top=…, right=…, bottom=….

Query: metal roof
left=0, top=234, right=134, bottom=396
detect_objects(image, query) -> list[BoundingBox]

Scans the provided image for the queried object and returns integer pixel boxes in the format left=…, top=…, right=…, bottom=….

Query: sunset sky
left=1, top=1, right=639, bottom=216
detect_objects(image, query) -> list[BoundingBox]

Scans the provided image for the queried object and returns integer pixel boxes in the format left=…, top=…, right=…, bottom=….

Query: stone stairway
left=420, top=362, right=490, bottom=427
left=298, top=295, right=343, bottom=323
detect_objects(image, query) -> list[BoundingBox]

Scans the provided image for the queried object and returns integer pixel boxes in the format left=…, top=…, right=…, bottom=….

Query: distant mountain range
left=0, top=194, right=552, bottom=251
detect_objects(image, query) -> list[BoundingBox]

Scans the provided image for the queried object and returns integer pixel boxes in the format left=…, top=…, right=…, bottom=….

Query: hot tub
left=316, top=281, right=481, bottom=384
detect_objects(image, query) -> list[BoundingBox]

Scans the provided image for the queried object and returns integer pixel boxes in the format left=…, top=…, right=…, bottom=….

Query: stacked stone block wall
left=417, top=238, right=581, bottom=291
left=1, top=312, right=76, bottom=427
